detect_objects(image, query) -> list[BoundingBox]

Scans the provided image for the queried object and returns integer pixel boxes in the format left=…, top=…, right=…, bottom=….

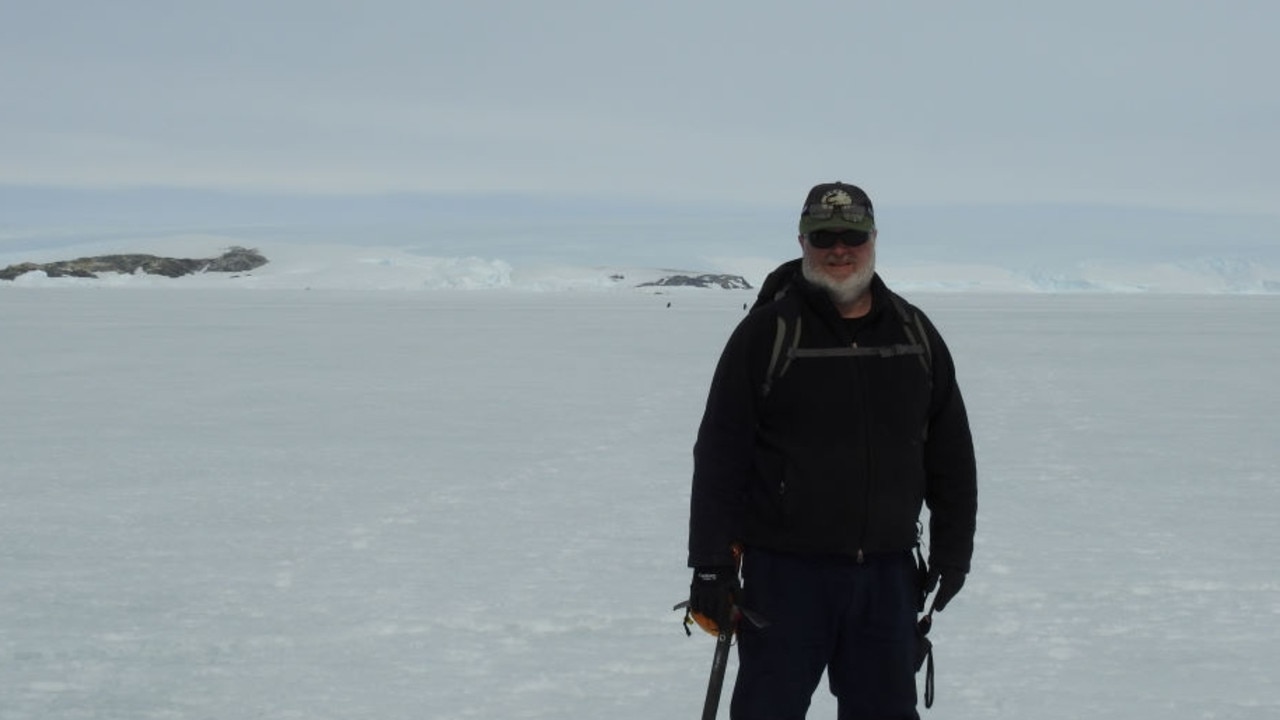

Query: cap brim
left=799, top=217, right=876, bottom=235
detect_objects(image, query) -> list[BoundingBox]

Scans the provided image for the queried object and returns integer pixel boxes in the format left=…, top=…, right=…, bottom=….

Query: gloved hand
left=688, top=566, right=738, bottom=631
left=923, top=564, right=966, bottom=612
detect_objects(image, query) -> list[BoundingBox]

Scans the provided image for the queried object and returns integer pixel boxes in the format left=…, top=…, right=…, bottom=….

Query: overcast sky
left=3, top=1, right=1277, bottom=216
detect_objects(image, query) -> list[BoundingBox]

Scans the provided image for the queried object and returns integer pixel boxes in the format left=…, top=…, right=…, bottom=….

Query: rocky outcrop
left=638, top=273, right=752, bottom=290
left=0, top=247, right=268, bottom=281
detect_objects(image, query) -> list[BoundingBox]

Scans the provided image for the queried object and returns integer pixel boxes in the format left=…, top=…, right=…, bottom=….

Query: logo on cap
left=821, top=189, right=855, bottom=207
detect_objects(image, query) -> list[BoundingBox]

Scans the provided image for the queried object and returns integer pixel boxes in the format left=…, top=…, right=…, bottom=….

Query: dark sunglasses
left=805, top=203, right=870, bottom=222
left=807, top=229, right=871, bottom=249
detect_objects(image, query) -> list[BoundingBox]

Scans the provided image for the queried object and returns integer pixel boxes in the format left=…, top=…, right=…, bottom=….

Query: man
left=686, top=182, right=977, bottom=719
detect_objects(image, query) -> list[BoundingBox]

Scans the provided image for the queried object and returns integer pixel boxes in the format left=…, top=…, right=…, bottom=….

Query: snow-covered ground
left=2, top=280, right=1278, bottom=719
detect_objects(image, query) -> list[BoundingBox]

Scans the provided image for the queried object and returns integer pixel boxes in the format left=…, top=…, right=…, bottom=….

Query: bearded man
left=684, top=182, right=979, bottom=720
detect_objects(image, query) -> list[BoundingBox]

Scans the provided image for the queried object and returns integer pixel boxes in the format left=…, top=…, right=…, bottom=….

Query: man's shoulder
left=742, top=289, right=804, bottom=331
left=721, top=289, right=802, bottom=360
left=750, top=259, right=803, bottom=312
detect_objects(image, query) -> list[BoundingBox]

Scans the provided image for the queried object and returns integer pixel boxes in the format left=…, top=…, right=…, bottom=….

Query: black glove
left=688, top=566, right=738, bottom=630
left=923, top=565, right=966, bottom=612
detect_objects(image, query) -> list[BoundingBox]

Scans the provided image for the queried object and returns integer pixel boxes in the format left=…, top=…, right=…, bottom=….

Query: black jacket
left=688, top=261, right=977, bottom=571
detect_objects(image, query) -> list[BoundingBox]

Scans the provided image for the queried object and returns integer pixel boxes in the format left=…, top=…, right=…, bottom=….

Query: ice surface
left=1, top=287, right=1278, bottom=719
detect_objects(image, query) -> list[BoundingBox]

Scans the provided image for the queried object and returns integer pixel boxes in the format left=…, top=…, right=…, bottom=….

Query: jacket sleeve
left=919, top=314, right=978, bottom=572
left=688, top=316, right=763, bottom=567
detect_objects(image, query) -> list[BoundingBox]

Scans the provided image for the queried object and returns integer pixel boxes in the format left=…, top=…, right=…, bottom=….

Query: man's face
left=799, top=229, right=877, bottom=284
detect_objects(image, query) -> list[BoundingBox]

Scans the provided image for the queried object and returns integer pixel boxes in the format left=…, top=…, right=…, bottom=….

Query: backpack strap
left=887, top=292, right=933, bottom=375
left=759, top=285, right=934, bottom=398
left=789, top=344, right=925, bottom=360
left=761, top=314, right=801, bottom=398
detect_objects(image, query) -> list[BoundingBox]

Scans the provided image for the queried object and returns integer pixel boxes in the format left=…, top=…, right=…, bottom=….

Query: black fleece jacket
left=688, top=261, right=977, bottom=571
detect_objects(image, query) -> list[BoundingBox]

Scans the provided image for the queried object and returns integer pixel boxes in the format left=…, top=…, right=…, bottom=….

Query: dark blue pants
left=730, top=548, right=921, bottom=720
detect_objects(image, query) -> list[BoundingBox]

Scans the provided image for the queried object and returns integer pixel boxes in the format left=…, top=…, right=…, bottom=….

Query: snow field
left=1, top=288, right=1278, bottom=719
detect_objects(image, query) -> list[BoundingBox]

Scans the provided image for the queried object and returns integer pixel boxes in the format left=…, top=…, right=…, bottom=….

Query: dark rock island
left=0, top=247, right=268, bottom=281
left=638, top=273, right=752, bottom=290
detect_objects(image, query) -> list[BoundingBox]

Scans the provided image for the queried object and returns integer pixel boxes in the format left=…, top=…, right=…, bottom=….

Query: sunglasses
left=806, top=229, right=871, bottom=249
left=804, top=203, right=870, bottom=222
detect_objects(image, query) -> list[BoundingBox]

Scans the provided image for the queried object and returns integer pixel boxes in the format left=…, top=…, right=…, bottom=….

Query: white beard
left=801, top=245, right=876, bottom=306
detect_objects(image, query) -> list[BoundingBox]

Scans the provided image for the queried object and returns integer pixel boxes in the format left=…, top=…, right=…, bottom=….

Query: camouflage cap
left=798, top=181, right=876, bottom=235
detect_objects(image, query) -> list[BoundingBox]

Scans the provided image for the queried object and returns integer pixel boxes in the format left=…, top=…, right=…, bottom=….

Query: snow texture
left=2, top=278, right=1278, bottom=719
